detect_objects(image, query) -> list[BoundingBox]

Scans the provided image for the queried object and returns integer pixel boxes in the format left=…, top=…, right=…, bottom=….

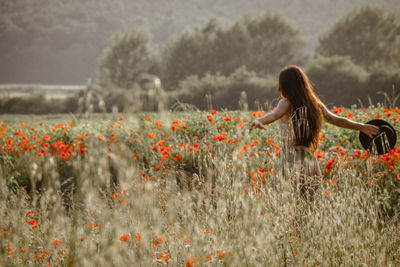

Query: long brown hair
left=278, top=65, right=323, bottom=152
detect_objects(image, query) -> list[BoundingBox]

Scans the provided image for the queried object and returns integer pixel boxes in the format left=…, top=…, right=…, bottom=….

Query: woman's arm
left=321, top=104, right=379, bottom=138
left=250, top=98, right=291, bottom=130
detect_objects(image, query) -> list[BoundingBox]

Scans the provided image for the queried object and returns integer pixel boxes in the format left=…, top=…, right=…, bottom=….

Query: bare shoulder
left=278, top=98, right=291, bottom=108
left=320, top=103, right=335, bottom=122
left=274, top=98, right=291, bottom=117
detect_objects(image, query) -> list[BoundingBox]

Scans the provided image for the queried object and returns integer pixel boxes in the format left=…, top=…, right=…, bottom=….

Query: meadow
left=0, top=105, right=399, bottom=266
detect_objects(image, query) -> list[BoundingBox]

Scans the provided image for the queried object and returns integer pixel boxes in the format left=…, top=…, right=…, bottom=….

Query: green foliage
left=307, top=56, right=369, bottom=106
left=316, top=5, right=400, bottom=69
left=162, top=12, right=306, bottom=90
left=98, top=28, right=160, bottom=89
left=1, top=0, right=400, bottom=84
left=240, top=13, right=307, bottom=76
left=367, top=65, right=400, bottom=106
left=174, top=66, right=277, bottom=110
left=307, top=55, right=400, bottom=107
left=0, top=94, right=79, bottom=114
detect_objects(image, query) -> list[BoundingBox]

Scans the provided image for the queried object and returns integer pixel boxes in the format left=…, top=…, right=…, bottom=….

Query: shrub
left=307, top=56, right=400, bottom=107
left=0, top=94, right=79, bottom=114
left=98, top=27, right=160, bottom=90
left=174, top=66, right=277, bottom=110
left=162, top=12, right=306, bottom=90
left=307, top=56, right=369, bottom=107
left=316, top=5, right=400, bottom=69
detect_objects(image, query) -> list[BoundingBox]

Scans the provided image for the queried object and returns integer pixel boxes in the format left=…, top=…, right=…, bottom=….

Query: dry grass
left=0, top=107, right=399, bottom=266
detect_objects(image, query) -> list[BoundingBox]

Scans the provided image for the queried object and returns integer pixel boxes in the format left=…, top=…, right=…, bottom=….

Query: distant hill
left=0, top=0, right=399, bottom=84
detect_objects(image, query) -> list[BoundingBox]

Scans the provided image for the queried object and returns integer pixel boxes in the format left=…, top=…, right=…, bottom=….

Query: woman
left=250, top=65, right=379, bottom=198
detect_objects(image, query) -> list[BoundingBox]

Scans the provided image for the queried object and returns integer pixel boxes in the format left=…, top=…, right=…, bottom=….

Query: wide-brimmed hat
left=359, top=119, right=397, bottom=155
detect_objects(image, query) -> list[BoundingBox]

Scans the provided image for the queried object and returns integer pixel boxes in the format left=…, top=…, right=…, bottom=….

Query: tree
left=161, top=12, right=307, bottom=90
left=307, top=56, right=369, bottom=107
left=161, top=18, right=223, bottom=90
left=98, top=27, right=159, bottom=89
left=241, top=12, right=307, bottom=76
left=316, top=5, right=400, bottom=69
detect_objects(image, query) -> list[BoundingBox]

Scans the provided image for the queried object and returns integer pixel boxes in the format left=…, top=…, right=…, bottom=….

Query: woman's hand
left=360, top=123, right=380, bottom=138
left=250, top=120, right=267, bottom=131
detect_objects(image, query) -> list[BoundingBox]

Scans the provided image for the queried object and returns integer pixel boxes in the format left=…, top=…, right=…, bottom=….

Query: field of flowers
left=0, top=105, right=399, bottom=266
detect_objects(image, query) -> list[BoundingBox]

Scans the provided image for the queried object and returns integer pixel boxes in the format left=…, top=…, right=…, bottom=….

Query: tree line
left=1, top=4, right=399, bottom=112
left=99, top=5, right=400, bottom=109
left=1, top=0, right=399, bottom=84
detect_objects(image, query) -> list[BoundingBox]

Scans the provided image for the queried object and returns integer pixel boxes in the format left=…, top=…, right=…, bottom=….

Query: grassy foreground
left=0, top=106, right=400, bottom=266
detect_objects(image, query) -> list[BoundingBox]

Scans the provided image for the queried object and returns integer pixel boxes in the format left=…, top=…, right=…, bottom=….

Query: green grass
left=0, top=106, right=399, bottom=266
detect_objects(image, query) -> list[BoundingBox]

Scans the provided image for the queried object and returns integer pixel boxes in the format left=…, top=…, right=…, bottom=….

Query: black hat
left=359, top=119, right=397, bottom=155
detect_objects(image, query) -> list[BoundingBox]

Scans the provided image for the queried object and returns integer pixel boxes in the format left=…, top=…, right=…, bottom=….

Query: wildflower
left=213, top=135, right=225, bottom=141
left=316, top=150, right=324, bottom=159
left=119, top=235, right=130, bottom=242
left=154, top=121, right=162, bottom=127
left=119, top=116, right=125, bottom=120
left=152, top=236, right=166, bottom=249
left=28, top=219, right=36, bottom=225
left=112, top=193, right=120, bottom=200
left=132, top=153, right=137, bottom=160
left=217, top=250, right=225, bottom=258
left=187, top=257, right=196, bottom=267
left=332, top=107, right=344, bottom=114
left=397, top=174, right=400, bottom=181
left=136, top=233, right=143, bottom=242
left=210, top=110, right=216, bottom=115
left=50, top=240, right=61, bottom=246
left=147, top=132, right=156, bottom=139
left=224, top=116, right=231, bottom=121
left=325, top=158, right=335, bottom=174
left=346, top=112, right=353, bottom=119
left=251, top=110, right=264, bottom=117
